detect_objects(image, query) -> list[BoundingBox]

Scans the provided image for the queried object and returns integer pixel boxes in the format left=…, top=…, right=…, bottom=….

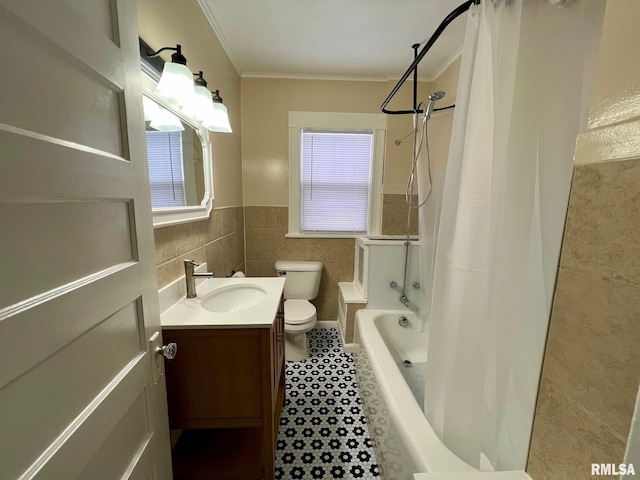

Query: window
left=146, top=130, right=186, bottom=208
left=289, top=112, right=385, bottom=237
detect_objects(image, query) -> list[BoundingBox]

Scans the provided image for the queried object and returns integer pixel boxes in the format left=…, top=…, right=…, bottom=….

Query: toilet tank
left=275, top=260, right=323, bottom=300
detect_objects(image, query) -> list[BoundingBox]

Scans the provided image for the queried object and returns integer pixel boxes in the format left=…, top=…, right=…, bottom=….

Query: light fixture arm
left=193, top=71, right=208, bottom=88
left=211, top=89, right=223, bottom=104
left=146, top=44, right=187, bottom=66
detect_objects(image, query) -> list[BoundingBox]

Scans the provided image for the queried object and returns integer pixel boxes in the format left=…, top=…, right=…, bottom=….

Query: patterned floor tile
left=275, top=328, right=380, bottom=479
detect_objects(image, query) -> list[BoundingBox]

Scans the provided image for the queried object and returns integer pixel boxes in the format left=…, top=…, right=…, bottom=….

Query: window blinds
left=146, top=130, right=186, bottom=208
left=300, top=130, right=373, bottom=233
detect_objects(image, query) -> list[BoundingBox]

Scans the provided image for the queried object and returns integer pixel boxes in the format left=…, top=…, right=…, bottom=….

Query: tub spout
left=399, top=295, right=410, bottom=307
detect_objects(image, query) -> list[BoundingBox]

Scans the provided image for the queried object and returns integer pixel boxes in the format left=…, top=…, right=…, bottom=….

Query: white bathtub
left=354, top=309, right=476, bottom=479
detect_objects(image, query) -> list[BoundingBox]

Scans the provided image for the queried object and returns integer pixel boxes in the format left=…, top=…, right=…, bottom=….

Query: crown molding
left=197, top=0, right=243, bottom=76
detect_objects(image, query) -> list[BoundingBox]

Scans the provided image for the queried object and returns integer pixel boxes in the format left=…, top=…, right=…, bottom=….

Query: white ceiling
left=198, top=0, right=468, bottom=82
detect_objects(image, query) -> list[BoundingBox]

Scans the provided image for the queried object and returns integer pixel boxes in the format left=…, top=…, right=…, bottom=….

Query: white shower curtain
left=421, top=0, right=605, bottom=471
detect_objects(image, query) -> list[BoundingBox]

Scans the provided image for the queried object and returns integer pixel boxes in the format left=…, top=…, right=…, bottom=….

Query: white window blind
left=146, top=130, right=186, bottom=208
left=300, top=130, right=373, bottom=233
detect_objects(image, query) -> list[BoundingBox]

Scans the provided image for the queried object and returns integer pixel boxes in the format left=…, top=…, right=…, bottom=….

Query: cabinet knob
left=156, top=342, right=178, bottom=360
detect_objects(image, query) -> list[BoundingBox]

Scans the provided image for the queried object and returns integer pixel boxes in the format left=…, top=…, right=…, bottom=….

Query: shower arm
left=381, top=0, right=478, bottom=115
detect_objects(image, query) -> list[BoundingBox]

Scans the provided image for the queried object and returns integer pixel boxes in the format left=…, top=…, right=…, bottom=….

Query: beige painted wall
left=137, top=0, right=242, bottom=208
left=431, top=57, right=461, bottom=106
left=241, top=77, right=431, bottom=206
left=137, top=0, right=244, bottom=286
left=527, top=1, right=640, bottom=478
left=241, top=77, right=434, bottom=319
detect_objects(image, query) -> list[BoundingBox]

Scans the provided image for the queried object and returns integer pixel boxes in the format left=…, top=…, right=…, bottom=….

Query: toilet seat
left=284, top=299, right=316, bottom=325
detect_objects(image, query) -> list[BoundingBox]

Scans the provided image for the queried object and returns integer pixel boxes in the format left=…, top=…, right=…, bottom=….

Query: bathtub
left=354, top=309, right=475, bottom=479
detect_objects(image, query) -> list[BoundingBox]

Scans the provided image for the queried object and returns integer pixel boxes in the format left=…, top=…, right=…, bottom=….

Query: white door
left=0, top=0, right=172, bottom=478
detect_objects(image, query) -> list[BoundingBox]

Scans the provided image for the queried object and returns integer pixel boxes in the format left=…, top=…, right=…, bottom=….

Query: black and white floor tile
left=275, top=328, right=381, bottom=479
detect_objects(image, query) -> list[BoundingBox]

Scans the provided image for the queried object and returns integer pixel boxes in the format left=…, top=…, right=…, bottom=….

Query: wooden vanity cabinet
left=162, top=299, right=285, bottom=480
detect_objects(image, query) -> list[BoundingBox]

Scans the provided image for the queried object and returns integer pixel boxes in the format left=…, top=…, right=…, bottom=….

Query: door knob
left=156, top=343, right=177, bottom=360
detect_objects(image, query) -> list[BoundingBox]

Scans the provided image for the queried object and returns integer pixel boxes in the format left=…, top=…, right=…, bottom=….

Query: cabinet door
left=163, top=329, right=263, bottom=429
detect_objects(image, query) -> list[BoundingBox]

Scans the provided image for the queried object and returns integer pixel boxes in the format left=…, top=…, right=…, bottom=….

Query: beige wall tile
left=541, top=268, right=640, bottom=439
left=154, top=206, right=239, bottom=286
left=245, top=206, right=283, bottom=228
left=381, top=194, right=419, bottom=236
left=561, top=159, right=640, bottom=285
left=527, top=381, right=625, bottom=480
left=221, top=207, right=235, bottom=236
left=220, top=233, right=236, bottom=276
left=178, top=247, right=205, bottom=267
left=235, top=206, right=244, bottom=234
left=204, top=239, right=223, bottom=277
left=205, top=208, right=223, bottom=242
left=235, top=229, right=245, bottom=269
left=153, top=226, right=177, bottom=265
left=235, top=262, right=246, bottom=275
left=529, top=2, right=640, bottom=474
left=244, top=207, right=356, bottom=319
left=246, top=260, right=277, bottom=277
left=345, top=304, right=366, bottom=344
left=314, top=287, right=339, bottom=321
left=174, top=221, right=205, bottom=257
left=245, top=227, right=286, bottom=261
left=156, top=260, right=179, bottom=289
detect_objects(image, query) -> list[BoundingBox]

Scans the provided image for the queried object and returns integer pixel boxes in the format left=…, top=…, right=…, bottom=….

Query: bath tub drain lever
left=398, top=315, right=409, bottom=327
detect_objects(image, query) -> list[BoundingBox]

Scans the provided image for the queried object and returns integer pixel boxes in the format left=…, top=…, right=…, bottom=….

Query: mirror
left=141, top=73, right=214, bottom=227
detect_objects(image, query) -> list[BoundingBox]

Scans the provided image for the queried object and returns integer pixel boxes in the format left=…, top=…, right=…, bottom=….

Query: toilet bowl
left=283, top=299, right=317, bottom=361
left=275, top=260, right=323, bottom=361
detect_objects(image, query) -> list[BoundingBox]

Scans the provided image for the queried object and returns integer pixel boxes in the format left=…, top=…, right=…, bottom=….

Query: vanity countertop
left=160, top=276, right=285, bottom=329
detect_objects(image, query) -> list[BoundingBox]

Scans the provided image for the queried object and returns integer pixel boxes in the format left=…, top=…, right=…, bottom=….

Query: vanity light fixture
left=147, top=44, right=195, bottom=109
left=186, top=71, right=216, bottom=124
left=203, top=90, right=232, bottom=133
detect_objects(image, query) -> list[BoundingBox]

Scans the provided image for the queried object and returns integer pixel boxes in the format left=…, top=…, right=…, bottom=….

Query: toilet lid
left=284, top=300, right=316, bottom=325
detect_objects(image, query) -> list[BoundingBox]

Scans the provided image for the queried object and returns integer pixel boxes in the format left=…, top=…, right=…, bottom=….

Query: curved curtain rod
left=381, top=0, right=479, bottom=115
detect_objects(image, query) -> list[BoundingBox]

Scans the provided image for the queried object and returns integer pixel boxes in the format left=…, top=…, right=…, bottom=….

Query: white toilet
left=274, top=260, right=323, bottom=361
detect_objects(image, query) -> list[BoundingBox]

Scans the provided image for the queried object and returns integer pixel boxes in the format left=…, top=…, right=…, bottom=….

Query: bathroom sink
left=200, top=284, right=267, bottom=313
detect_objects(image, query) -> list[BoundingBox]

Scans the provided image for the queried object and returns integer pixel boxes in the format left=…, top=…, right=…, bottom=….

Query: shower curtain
left=421, top=0, right=605, bottom=471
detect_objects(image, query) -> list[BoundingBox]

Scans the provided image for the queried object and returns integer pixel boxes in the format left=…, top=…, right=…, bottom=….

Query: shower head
left=424, top=91, right=446, bottom=120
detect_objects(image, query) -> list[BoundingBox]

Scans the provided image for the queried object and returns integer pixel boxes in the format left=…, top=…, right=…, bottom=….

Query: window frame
left=288, top=111, right=386, bottom=238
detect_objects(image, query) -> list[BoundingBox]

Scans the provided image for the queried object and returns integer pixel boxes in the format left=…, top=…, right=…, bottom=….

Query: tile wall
left=527, top=160, right=640, bottom=478
left=244, top=206, right=355, bottom=321
left=153, top=206, right=245, bottom=289
left=381, top=194, right=418, bottom=236
left=244, top=200, right=418, bottom=321
left=527, top=1, right=640, bottom=477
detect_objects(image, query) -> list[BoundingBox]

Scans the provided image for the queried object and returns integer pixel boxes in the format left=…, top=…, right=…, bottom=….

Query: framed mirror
left=141, top=68, right=214, bottom=227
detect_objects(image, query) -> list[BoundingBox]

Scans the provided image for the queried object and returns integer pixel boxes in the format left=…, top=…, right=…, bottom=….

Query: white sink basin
left=200, top=284, right=267, bottom=313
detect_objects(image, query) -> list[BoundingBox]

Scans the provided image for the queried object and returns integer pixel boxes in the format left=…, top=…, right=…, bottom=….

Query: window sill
left=285, top=233, right=367, bottom=239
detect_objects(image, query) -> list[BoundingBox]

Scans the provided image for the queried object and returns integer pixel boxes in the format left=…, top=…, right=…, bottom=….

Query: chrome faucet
left=399, top=295, right=410, bottom=307
left=184, top=259, right=214, bottom=298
